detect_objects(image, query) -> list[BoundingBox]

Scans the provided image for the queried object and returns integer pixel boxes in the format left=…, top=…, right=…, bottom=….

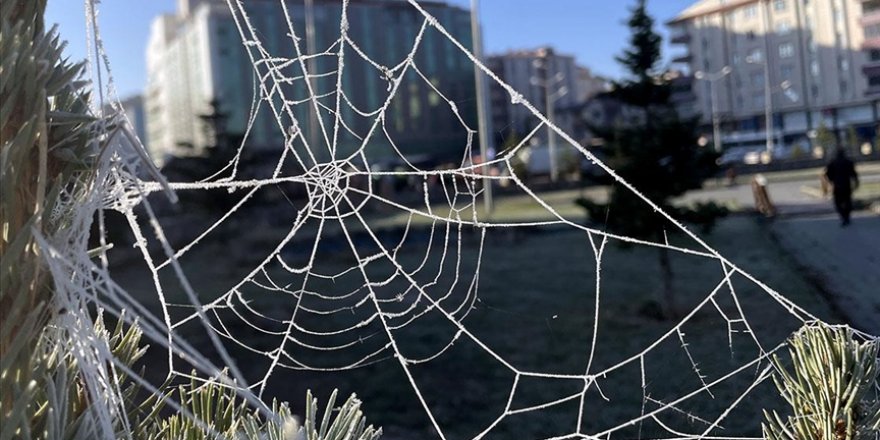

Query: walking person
left=824, top=148, right=860, bottom=227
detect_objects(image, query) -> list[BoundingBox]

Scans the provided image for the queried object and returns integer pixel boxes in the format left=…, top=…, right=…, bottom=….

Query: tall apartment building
left=575, top=66, right=611, bottom=102
left=487, top=48, right=584, bottom=143
left=668, top=0, right=879, bottom=152
left=863, top=0, right=880, bottom=93
left=146, top=0, right=477, bottom=166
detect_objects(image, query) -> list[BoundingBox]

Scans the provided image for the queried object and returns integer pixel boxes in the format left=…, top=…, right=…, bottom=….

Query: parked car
left=717, top=146, right=765, bottom=166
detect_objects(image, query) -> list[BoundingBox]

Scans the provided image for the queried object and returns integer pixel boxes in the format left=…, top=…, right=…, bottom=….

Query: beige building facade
left=669, top=0, right=879, bottom=153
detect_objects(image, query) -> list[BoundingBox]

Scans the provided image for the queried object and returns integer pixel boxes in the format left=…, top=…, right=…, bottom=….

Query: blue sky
left=45, top=0, right=696, bottom=99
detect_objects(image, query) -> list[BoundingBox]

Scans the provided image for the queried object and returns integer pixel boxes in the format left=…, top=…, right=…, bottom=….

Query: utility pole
left=694, top=66, right=731, bottom=152
left=470, top=0, right=493, bottom=214
left=531, top=49, right=567, bottom=182
left=545, top=69, right=558, bottom=182
left=305, top=0, right=321, bottom=163
left=760, top=0, right=773, bottom=157
left=763, top=56, right=773, bottom=156
left=747, top=54, right=774, bottom=159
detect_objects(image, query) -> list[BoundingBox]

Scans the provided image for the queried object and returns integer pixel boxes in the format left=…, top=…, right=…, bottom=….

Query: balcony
left=860, top=10, right=880, bottom=26
left=670, top=74, right=694, bottom=86
left=671, top=33, right=692, bottom=44
left=864, top=63, right=880, bottom=76
left=671, top=53, right=693, bottom=64
left=670, top=90, right=697, bottom=104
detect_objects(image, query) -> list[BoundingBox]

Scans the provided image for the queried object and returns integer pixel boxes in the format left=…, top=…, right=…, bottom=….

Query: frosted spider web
left=44, top=0, right=878, bottom=439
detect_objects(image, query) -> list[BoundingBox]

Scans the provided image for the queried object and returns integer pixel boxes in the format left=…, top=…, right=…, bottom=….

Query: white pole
left=763, top=59, right=773, bottom=156
left=539, top=53, right=560, bottom=183
left=695, top=67, right=729, bottom=153
left=471, top=0, right=493, bottom=213
left=761, top=1, right=773, bottom=157
left=305, top=0, right=321, bottom=162
left=710, top=78, right=722, bottom=153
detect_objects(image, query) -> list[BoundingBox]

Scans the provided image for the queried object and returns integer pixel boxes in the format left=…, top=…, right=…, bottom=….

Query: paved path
left=771, top=213, right=880, bottom=335
left=683, top=172, right=880, bottom=216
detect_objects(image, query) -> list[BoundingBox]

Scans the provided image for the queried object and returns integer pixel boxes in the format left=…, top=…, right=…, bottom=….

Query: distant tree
left=499, top=129, right=530, bottom=182
left=876, top=123, right=879, bottom=153
left=814, top=122, right=837, bottom=155
left=500, top=128, right=523, bottom=153
left=612, top=0, right=669, bottom=108
left=845, top=125, right=859, bottom=155
left=577, top=0, right=723, bottom=319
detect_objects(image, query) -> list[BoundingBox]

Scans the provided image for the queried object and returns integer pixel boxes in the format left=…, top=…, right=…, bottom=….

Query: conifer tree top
left=616, top=0, right=662, bottom=81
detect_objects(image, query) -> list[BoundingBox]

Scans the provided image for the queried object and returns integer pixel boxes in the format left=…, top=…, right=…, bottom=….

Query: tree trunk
left=658, top=246, right=677, bottom=319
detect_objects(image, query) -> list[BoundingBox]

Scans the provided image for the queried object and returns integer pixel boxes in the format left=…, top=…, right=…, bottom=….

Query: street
left=683, top=163, right=880, bottom=215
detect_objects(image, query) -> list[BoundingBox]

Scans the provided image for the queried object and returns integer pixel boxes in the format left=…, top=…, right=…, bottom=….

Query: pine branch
left=762, top=323, right=880, bottom=440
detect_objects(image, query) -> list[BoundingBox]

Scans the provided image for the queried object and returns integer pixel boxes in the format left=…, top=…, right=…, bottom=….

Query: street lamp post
left=747, top=55, right=774, bottom=157
left=694, top=66, right=732, bottom=152
left=304, top=0, right=320, bottom=162
left=470, top=0, right=493, bottom=214
left=531, top=52, right=567, bottom=182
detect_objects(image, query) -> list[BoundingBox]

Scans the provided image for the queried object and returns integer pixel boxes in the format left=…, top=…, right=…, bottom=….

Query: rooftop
left=667, top=0, right=760, bottom=25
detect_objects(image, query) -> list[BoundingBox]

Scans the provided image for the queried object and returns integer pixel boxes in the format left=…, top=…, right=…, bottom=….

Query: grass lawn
left=114, top=213, right=838, bottom=439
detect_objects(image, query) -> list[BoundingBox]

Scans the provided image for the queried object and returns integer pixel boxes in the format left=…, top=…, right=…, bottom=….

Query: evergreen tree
left=613, top=0, right=669, bottom=109
left=577, top=0, right=723, bottom=319
left=846, top=125, right=859, bottom=155
left=814, top=123, right=837, bottom=157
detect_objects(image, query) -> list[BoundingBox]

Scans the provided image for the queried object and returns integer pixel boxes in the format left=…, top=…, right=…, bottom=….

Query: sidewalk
left=770, top=212, right=880, bottom=335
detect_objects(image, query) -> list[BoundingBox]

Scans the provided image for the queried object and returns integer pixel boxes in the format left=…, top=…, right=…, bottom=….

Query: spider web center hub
left=303, top=160, right=364, bottom=219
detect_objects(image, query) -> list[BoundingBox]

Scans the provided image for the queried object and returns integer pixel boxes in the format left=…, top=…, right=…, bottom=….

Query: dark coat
left=825, top=155, right=858, bottom=193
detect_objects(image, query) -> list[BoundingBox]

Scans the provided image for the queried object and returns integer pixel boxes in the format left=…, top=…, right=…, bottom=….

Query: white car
left=717, top=147, right=765, bottom=166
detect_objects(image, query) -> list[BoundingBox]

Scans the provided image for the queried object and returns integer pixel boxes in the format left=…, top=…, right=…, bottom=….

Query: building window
left=870, top=49, right=880, bottom=62
left=810, top=60, right=820, bottom=77
left=748, top=48, right=763, bottom=63
left=869, top=76, right=880, bottom=87
left=751, top=72, right=764, bottom=87
left=778, top=43, right=794, bottom=58
left=725, top=11, right=736, bottom=23
left=752, top=92, right=765, bottom=108
left=774, top=0, right=786, bottom=11
left=780, top=64, right=794, bottom=80
left=775, top=20, right=791, bottom=35
left=839, top=81, right=848, bottom=96
left=733, top=54, right=741, bottom=65
left=838, top=57, right=849, bottom=72
left=743, top=5, right=757, bottom=19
